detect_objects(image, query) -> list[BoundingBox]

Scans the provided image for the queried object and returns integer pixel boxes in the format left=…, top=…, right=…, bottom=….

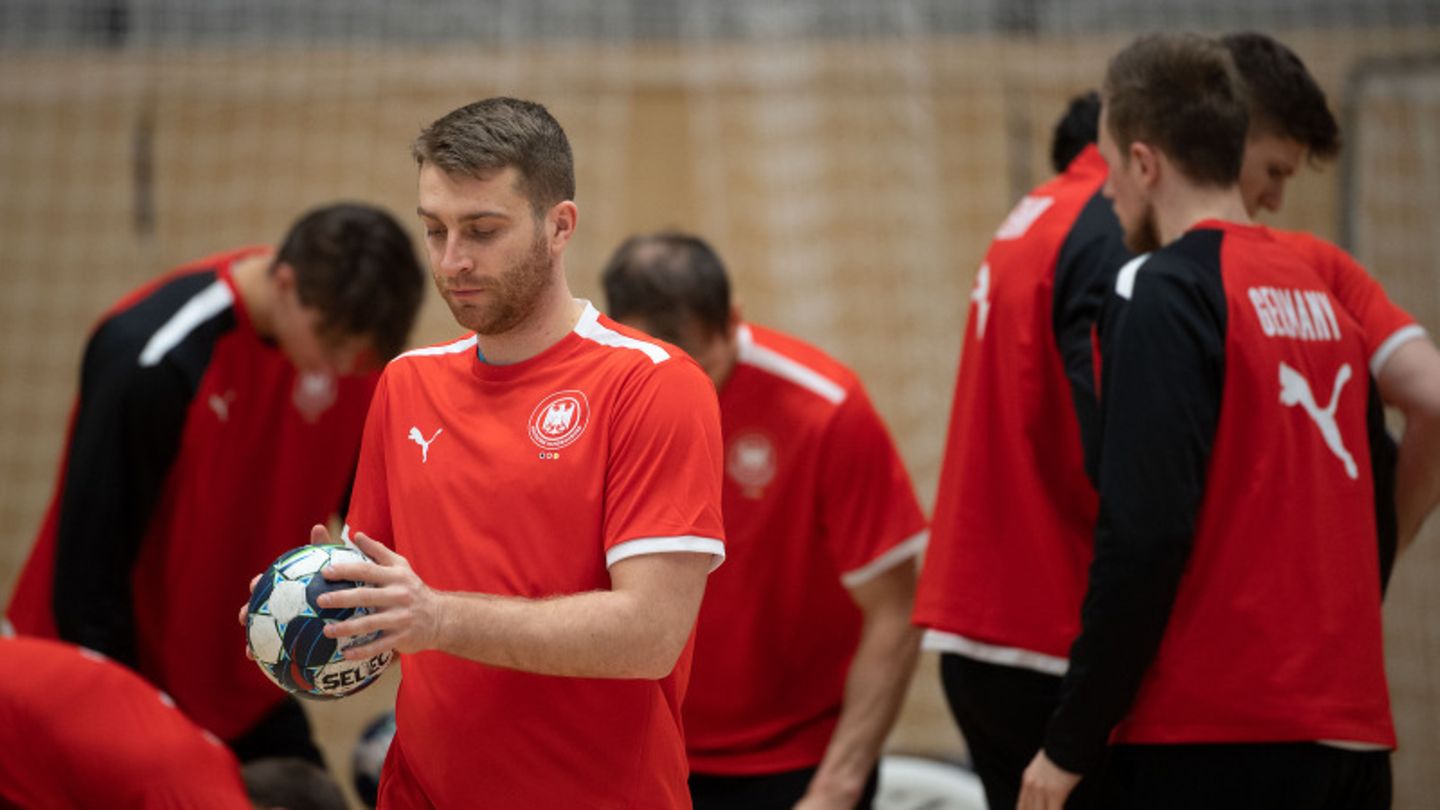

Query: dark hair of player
left=274, top=202, right=426, bottom=362
left=1103, top=33, right=1250, bottom=187
left=601, top=231, right=732, bottom=343
left=411, top=96, right=576, bottom=218
left=1221, top=31, right=1341, bottom=162
left=1051, top=90, right=1101, bottom=174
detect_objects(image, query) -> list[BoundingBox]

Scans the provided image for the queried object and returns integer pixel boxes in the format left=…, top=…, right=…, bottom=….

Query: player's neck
left=230, top=252, right=278, bottom=338
left=473, top=272, right=584, bottom=366
left=1157, top=181, right=1251, bottom=246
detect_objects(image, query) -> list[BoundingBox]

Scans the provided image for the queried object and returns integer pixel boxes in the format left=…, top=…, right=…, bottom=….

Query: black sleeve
left=1042, top=241, right=1227, bottom=774
left=1367, top=381, right=1398, bottom=595
left=51, top=325, right=193, bottom=668
left=1053, top=190, right=1132, bottom=484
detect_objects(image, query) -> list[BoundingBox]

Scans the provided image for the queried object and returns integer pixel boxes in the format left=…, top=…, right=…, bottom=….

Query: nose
left=436, top=234, right=472, bottom=279
left=1262, top=183, right=1285, bottom=214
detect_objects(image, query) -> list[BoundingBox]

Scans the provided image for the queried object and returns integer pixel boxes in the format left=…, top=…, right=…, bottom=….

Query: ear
left=1130, top=141, right=1161, bottom=190
left=724, top=302, right=743, bottom=342
left=546, top=201, right=579, bottom=251
left=271, top=261, right=298, bottom=294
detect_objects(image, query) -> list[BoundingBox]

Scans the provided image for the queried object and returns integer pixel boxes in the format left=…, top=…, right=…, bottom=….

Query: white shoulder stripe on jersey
left=574, top=301, right=670, bottom=365
left=921, top=630, right=1069, bottom=677
left=1369, top=324, right=1426, bottom=378
left=840, top=530, right=928, bottom=588
left=138, top=279, right=235, bottom=367
left=1114, top=253, right=1152, bottom=301
left=736, top=324, right=846, bottom=405
left=396, top=334, right=479, bottom=360
left=606, top=536, right=726, bottom=573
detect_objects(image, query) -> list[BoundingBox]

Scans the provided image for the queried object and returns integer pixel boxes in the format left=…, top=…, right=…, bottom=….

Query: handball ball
left=246, top=543, right=393, bottom=700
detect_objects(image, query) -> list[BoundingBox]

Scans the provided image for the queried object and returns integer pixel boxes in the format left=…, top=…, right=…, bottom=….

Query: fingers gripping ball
left=246, top=544, right=393, bottom=700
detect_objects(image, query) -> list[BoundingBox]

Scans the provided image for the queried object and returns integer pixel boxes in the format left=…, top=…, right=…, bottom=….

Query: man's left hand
left=1018, top=749, right=1082, bottom=810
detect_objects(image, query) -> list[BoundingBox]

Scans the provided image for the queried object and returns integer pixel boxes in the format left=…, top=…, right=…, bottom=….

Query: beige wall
left=1, top=32, right=1437, bottom=807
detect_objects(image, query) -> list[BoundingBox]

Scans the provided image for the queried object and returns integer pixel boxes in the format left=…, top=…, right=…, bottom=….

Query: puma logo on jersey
left=1278, top=362, right=1358, bottom=480
left=1250, top=287, right=1342, bottom=343
left=971, top=262, right=992, bottom=340
left=208, top=390, right=236, bottom=422
left=408, top=426, right=443, bottom=463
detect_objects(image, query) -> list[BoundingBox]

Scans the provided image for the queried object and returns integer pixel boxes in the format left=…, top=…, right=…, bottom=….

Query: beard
left=439, top=228, right=554, bottom=336
left=1124, top=200, right=1163, bottom=254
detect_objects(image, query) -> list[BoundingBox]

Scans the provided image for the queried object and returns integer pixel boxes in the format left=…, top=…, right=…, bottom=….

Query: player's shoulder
left=1113, top=232, right=1223, bottom=305
left=574, top=306, right=682, bottom=370
left=381, top=333, right=478, bottom=394
left=736, top=322, right=856, bottom=406
left=390, top=333, right=479, bottom=366
left=89, top=265, right=238, bottom=376
left=1265, top=227, right=1365, bottom=276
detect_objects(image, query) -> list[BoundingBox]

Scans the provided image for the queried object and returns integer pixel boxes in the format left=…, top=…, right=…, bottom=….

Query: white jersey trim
left=1319, top=740, right=1391, bottom=752
left=607, top=536, right=726, bottom=572
left=921, top=630, right=1069, bottom=677
left=840, top=530, right=928, bottom=588
left=138, top=279, right=235, bottom=367
left=575, top=301, right=671, bottom=365
left=1114, top=253, right=1151, bottom=301
left=396, top=334, right=479, bottom=360
left=1369, top=324, right=1425, bottom=378
left=736, top=324, right=846, bottom=405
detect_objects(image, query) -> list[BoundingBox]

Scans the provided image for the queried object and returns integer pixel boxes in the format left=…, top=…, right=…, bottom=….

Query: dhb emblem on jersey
left=408, top=426, right=443, bottom=463
left=208, top=390, right=236, bottom=422
left=971, top=262, right=992, bottom=340
left=528, top=390, right=590, bottom=450
left=292, top=370, right=337, bottom=423
left=1278, top=361, right=1358, bottom=480
left=727, top=431, right=777, bottom=498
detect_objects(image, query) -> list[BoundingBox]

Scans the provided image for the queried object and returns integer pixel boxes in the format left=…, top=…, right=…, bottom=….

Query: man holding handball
left=284, top=97, right=726, bottom=808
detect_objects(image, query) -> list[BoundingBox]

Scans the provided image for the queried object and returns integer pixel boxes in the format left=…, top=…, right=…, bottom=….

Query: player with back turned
left=286, top=97, right=727, bottom=808
left=1019, top=33, right=1440, bottom=809
left=1222, top=31, right=1440, bottom=580
left=602, top=232, right=927, bottom=810
left=5, top=204, right=426, bottom=764
left=911, top=92, right=1127, bottom=810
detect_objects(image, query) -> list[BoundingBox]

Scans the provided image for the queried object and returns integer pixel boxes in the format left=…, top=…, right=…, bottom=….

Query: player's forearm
left=804, top=598, right=920, bottom=804
left=1376, top=338, right=1440, bottom=552
left=431, top=588, right=691, bottom=679
left=1395, top=416, right=1440, bottom=552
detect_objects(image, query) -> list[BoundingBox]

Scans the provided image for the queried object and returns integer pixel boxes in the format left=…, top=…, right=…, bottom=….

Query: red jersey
left=1271, top=228, right=1422, bottom=374
left=0, top=636, right=251, bottom=809
left=1115, top=222, right=1394, bottom=747
left=345, top=302, right=725, bottom=809
left=684, top=324, right=927, bottom=775
left=5, top=248, right=378, bottom=741
left=1044, top=222, right=1396, bottom=772
left=914, top=146, right=1125, bottom=670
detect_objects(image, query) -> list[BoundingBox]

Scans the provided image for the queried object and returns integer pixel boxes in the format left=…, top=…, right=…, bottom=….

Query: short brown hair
left=275, top=202, right=426, bottom=361
left=602, top=231, right=733, bottom=342
left=1103, top=33, right=1250, bottom=187
left=1221, top=32, right=1341, bottom=162
left=411, top=97, right=575, bottom=215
